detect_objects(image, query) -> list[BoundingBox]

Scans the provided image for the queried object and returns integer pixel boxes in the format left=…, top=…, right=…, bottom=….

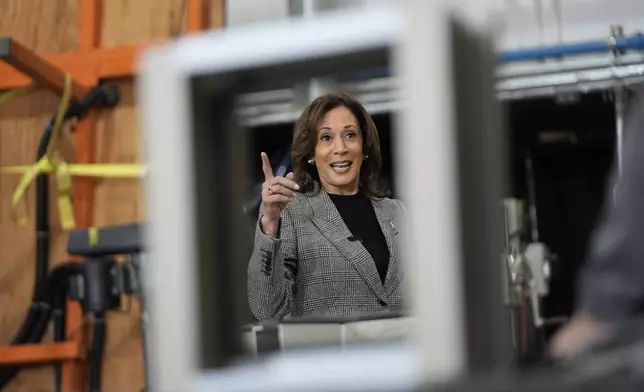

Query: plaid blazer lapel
left=307, top=187, right=387, bottom=302
left=372, top=199, right=404, bottom=297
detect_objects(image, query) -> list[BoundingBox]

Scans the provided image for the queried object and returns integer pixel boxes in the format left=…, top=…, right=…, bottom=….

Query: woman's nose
left=333, top=138, right=348, bottom=153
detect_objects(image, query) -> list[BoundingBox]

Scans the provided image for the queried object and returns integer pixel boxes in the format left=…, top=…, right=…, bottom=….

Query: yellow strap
left=3, top=160, right=146, bottom=230
left=56, top=161, right=75, bottom=230
left=5, top=76, right=71, bottom=228
left=10, top=158, right=54, bottom=227
left=0, top=83, right=37, bottom=104
left=88, top=227, right=99, bottom=247
left=1, top=75, right=147, bottom=230
left=2, top=163, right=146, bottom=178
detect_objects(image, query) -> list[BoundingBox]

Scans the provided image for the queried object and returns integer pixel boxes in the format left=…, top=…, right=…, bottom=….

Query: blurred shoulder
left=375, top=197, right=407, bottom=218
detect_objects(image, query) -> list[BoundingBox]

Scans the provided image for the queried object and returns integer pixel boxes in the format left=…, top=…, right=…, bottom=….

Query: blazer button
left=378, top=299, right=387, bottom=306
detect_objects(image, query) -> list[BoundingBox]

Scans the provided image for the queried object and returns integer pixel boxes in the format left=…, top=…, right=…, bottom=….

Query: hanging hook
left=610, top=25, right=627, bottom=205
left=525, top=153, right=540, bottom=243
left=615, top=86, right=625, bottom=176
left=608, top=25, right=625, bottom=204
left=612, top=85, right=626, bottom=206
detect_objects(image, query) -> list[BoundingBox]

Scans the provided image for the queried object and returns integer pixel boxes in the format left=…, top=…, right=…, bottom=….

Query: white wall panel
left=225, top=0, right=290, bottom=26
left=227, top=0, right=644, bottom=50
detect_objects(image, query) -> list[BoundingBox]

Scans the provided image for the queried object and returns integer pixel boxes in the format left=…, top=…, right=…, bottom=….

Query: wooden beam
left=187, top=0, right=209, bottom=33
left=0, top=42, right=162, bottom=91
left=0, top=342, right=84, bottom=366
left=68, top=71, right=98, bottom=237
left=79, top=0, right=103, bottom=50
left=0, top=37, right=90, bottom=99
left=0, top=0, right=228, bottom=92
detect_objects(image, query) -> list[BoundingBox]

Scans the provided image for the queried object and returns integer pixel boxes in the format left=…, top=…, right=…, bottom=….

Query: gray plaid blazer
left=247, top=182, right=410, bottom=320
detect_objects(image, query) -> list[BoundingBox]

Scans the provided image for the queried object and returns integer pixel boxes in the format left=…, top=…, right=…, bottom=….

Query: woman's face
left=313, top=106, right=363, bottom=195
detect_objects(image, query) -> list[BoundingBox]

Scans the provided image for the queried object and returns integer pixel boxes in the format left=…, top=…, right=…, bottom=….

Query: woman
left=247, top=92, right=409, bottom=320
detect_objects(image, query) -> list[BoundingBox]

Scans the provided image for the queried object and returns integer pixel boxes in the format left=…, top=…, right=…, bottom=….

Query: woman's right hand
left=548, top=312, right=612, bottom=360
left=260, top=152, right=299, bottom=236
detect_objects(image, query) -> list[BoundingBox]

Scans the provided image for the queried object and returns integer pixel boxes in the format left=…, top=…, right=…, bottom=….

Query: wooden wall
left=0, top=1, right=225, bottom=391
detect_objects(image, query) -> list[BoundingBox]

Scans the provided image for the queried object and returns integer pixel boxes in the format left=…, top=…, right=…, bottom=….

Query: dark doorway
left=507, top=93, right=617, bottom=337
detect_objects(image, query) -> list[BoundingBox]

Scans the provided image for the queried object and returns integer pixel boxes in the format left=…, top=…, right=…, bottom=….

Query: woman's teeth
left=330, top=161, right=352, bottom=173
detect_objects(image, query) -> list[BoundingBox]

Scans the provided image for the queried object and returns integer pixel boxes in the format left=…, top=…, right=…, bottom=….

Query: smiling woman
left=292, top=93, right=389, bottom=198
left=247, top=92, right=410, bottom=320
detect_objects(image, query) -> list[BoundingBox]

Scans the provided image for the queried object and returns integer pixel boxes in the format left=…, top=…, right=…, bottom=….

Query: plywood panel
left=101, top=0, right=226, bottom=47
left=0, top=1, right=227, bottom=391
left=92, top=80, right=146, bottom=392
left=210, top=0, right=227, bottom=28
left=0, top=1, right=80, bottom=391
left=0, top=91, right=65, bottom=392
left=0, top=0, right=79, bottom=53
left=93, top=81, right=143, bottom=226
left=101, top=0, right=187, bottom=47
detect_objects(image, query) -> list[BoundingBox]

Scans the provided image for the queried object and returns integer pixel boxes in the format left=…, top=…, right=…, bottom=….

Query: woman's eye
left=345, top=132, right=356, bottom=139
left=320, top=135, right=331, bottom=142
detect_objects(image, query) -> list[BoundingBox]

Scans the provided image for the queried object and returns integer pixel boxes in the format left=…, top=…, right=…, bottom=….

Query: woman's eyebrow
left=318, top=124, right=357, bottom=131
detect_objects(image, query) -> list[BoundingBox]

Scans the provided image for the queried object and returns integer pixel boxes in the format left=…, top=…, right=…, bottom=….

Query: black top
left=328, top=191, right=390, bottom=283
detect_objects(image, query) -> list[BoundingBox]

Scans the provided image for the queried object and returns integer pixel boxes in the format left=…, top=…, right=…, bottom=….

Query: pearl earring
left=363, top=155, right=369, bottom=160
left=308, top=159, right=315, bottom=165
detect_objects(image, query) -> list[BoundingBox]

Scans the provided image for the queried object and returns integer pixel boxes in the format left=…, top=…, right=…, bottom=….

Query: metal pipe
left=496, top=63, right=644, bottom=99
left=499, top=34, right=644, bottom=63
left=497, top=53, right=644, bottom=79
left=615, top=87, right=626, bottom=177
left=342, top=33, right=644, bottom=82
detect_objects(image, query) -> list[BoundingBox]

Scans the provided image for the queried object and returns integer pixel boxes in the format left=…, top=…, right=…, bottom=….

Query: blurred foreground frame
left=140, top=2, right=511, bottom=391
left=188, top=20, right=394, bottom=371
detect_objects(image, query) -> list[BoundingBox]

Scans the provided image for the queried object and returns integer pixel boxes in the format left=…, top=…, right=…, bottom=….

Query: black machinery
left=0, top=82, right=151, bottom=392
left=62, top=223, right=150, bottom=392
left=6, top=222, right=149, bottom=392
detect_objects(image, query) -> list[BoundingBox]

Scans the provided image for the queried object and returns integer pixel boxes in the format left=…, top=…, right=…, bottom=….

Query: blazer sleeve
left=576, top=88, right=644, bottom=322
left=247, top=202, right=298, bottom=320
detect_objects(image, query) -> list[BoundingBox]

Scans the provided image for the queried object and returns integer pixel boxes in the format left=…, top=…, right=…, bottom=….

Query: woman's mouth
left=330, top=161, right=353, bottom=173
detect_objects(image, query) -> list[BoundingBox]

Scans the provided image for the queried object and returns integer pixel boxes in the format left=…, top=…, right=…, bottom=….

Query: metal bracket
left=67, top=223, right=145, bottom=257
left=0, top=37, right=89, bottom=100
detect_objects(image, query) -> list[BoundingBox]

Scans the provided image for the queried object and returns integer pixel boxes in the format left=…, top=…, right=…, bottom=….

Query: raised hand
left=260, top=152, right=299, bottom=236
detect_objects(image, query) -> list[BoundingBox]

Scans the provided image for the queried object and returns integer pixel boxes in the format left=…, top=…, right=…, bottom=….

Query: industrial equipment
left=0, top=221, right=147, bottom=392
left=0, top=83, right=120, bottom=391
left=64, top=223, right=150, bottom=392
left=503, top=198, right=556, bottom=363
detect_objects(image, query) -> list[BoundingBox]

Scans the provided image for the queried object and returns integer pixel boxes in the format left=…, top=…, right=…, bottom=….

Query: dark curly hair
left=291, top=92, right=390, bottom=199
